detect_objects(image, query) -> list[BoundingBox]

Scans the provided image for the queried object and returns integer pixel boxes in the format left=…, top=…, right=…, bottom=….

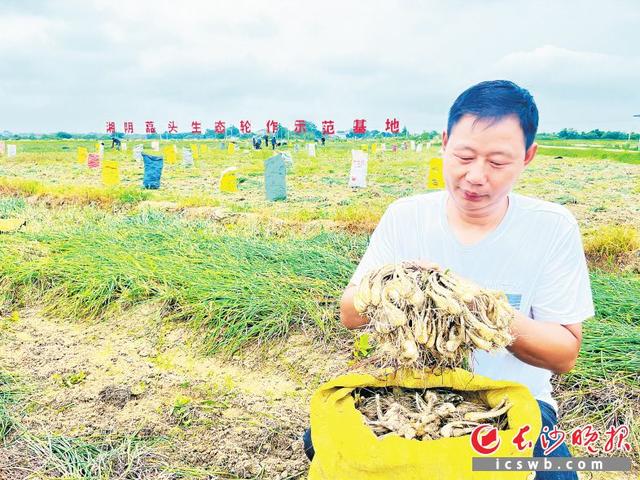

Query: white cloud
left=0, top=14, right=60, bottom=51
left=488, top=45, right=640, bottom=129
left=0, top=0, right=639, bottom=133
left=494, top=45, right=640, bottom=89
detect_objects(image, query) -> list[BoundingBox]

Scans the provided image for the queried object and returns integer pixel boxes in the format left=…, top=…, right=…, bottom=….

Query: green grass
left=538, top=146, right=640, bottom=164
left=570, top=271, right=640, bottom=385
left=560, top=271, right=640, bottom=465
left=0, top=197, right=26, bottom=218
left=590, top=271, right=640, bottom=323
left=1, top=205, right=638, bottom=361
left=570, top=318, right=640, bottom=384
left=557, top=271, right=640, bottom=465
left=0, top=371, right=18, bottom=442
left=583, top=224, right=639, bottom=259
left=19, top=433, right=161, bottom=479
left=0, top=210, right=365, bottom=353
left=0, top=176, right=151, bottom=206
left=538, top=138, right=639, bottom=149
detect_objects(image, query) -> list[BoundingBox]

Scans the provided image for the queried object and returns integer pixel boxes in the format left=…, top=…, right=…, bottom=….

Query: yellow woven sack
left=0, top=218, right=26, bottom=233
left=309, top=368, right=541, bottom=480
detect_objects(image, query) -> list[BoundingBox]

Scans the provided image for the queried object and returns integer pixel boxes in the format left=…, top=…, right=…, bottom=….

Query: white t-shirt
left=350, top=190, right=595, bottom=412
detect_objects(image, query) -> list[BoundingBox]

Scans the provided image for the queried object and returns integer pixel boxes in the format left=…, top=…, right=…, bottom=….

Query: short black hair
left=447, top=80, right=539, bottom=150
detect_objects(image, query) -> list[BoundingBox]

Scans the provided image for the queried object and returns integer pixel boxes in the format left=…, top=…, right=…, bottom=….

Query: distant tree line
left=1, top=128, right=637, bottom=142
left=539, top=129, right=640, bottom=140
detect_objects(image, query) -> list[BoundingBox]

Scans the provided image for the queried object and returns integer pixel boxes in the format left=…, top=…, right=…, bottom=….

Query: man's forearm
left=507, top=310, right=581, bottom=374
left=340, top=285, right=369, bottom=329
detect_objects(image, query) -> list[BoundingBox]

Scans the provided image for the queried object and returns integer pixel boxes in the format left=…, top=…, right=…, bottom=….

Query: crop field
left=0, top=138, right=639, bottom=479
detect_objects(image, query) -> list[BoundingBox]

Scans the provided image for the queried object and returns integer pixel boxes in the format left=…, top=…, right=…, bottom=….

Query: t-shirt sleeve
left=349, top=205, right=398, bottom=286
left=530, top=221, right=595, bottom=325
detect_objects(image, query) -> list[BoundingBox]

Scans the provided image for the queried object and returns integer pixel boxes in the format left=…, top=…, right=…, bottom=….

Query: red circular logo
left=470, top=424, right=501, bottom=455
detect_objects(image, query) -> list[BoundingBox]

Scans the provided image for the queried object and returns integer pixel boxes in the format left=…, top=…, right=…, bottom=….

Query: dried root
left=355, top=387, right=511, bottom=440
left=354, top=262, right=514, bottom=369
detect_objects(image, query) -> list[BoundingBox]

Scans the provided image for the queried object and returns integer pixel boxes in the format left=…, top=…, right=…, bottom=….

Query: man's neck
left=446, top=195, right=510, bottom=237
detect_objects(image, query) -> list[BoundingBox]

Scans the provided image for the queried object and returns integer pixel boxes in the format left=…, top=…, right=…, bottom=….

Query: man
left=306, top=80, right=594, bottom=480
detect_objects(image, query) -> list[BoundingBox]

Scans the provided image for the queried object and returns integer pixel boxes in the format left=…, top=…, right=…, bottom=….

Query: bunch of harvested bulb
left=353, top=262, right=514, bottom=369
left=355, top=386, right=512, bottom=440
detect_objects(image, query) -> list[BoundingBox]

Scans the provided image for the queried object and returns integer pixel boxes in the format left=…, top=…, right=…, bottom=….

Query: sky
left=1, top=0, right=639, bottom=134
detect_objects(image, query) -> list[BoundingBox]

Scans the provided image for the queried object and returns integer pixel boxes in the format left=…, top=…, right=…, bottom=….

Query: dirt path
left=0, top=307, right=351, bottom=479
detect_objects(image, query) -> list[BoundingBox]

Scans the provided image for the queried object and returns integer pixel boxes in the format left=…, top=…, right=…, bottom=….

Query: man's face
left=442, top=114, right=536, bottom=216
